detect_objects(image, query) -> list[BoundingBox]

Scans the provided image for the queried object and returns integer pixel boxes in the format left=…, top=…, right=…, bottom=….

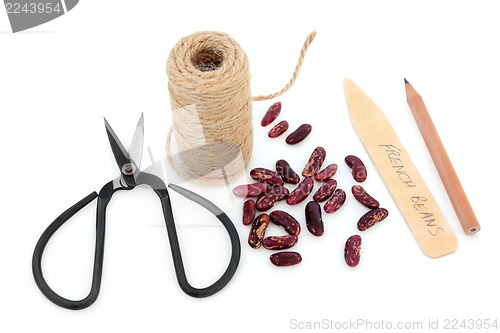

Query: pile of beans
left=233, top=102, right=390, bottom=268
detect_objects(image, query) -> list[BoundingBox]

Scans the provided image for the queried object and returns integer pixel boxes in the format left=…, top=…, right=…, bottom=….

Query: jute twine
left=166, top=31, right=317, bottom=184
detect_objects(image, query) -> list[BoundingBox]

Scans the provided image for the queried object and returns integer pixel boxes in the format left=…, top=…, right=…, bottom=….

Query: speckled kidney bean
left=232, top=183, right=269, bottom=198
left=256, top=185, right=289, bottom=211
left=357, top=208, right=389, bottom=231
left=285, top=124, right=312, bottom=145
left=250, top=168, right=284, bottom=186
left=242, top=200, right=256, bottom=226
left=313, top=179, right=337, bottom=202
left=351, top=185, right=379, bottom=209
left=302, top=147, right=326, bottom=177
left=314, top=163, right=338, bottom=182
left=344, top=235, right=362, bottom=267
left=324, top=189, right=346, bottom=213
left=248, top=214, right=270, bottom=249
left=269, top=210, right=301, bottom=236
left=305, top=201, right=324, bottom=236
left=269, top=251, right=302, bottom=266
left=345, top=155, right=367, bottom=182
left=263, top=235, right=298, bottom=250
left=268, top=120, right=289, bottom=138
left=261, top=101, right=281, bottom=127
left=275, top=159, right=300, bottom=184
left=286, top=177, right=314, bottom=205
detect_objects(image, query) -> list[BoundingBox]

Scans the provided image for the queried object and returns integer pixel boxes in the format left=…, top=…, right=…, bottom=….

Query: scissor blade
left=104, top=117, right=131, bottom=169
left=128, top=113, right=144, bottom=170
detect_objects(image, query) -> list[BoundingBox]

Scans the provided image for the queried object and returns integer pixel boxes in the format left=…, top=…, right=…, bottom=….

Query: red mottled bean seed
left=345, top=235, right=362, bottom=267
left=313, top=179, right=337, bottom=202
left=261, top=102, right=281, bottom=127
left=351, top=185, right=379, bottom=209
left=242, top=200, right=256, bottom=226
left=305, top=201, right=324, bottom=236
left=250, top=168, right=284, bottom=186
left=269, top=210, right=301, bottom=236
left=286, top=177, right=314, bottom=205
left=248, top=214, right=270, bottom=249
left=357, top=208, right=389, bottom=231
left=285, top=124, right=312, bottom=145
left=302, top=147, right=326, bottom=177
left=268, top=120, right=289, bottom=138
left=275, top=159, right=300, bottom=184
left=345, top=155, right=367, bottom=182
left=263, top=235, right=298, bottom=250
left=314, top=163, right=338, bottom=181
left=324, top=189, right=346, bottom=213
left=256, top=185, right=289, bottom=211
left=270, top=251, right=302, bottom=266
left=232, top=183, right=269, bottom=198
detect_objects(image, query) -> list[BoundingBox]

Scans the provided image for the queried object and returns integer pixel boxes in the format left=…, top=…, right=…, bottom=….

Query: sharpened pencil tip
left=404, top=78, right=409, bottom=84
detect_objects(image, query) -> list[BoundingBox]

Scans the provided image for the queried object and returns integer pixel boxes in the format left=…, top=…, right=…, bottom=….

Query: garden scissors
left=32, top=114, right=241, bottom=310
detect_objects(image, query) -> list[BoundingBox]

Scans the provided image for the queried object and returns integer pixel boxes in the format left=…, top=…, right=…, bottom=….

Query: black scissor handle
left=32, top=181, right=117, bottom=310
left=136, top=172, right=241, bottom=298
left=33, top=174, right=241, bottom=309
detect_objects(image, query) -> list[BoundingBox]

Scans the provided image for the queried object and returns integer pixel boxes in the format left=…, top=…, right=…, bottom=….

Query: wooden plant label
left=344, top=79, right=458, bottom=258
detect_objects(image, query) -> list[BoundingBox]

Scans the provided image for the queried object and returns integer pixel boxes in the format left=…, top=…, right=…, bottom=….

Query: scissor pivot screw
left=122, top=163, right=136, bottom=176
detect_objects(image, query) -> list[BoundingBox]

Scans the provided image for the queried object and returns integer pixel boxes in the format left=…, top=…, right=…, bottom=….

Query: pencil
left=404, top=79, right=480, bottom=235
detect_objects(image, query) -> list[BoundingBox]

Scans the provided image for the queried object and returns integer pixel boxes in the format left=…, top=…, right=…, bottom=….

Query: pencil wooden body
left=405, top=81, right=480, bottom=235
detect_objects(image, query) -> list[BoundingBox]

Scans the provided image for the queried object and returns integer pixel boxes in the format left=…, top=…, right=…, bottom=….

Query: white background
left=1, top=1, right=499, bottom=332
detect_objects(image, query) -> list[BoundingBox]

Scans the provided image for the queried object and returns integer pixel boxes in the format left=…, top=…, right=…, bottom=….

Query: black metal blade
left=104, top=117, right=131, bottom=170
left=128, top=113, right=144, bottom=170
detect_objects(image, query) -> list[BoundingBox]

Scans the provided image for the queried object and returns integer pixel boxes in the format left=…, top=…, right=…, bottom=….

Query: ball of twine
left=166, top=30, right=316, bottom=184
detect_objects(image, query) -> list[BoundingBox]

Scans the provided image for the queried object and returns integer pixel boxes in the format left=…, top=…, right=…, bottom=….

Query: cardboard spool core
left=192, top=48, right=224, bottom=72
